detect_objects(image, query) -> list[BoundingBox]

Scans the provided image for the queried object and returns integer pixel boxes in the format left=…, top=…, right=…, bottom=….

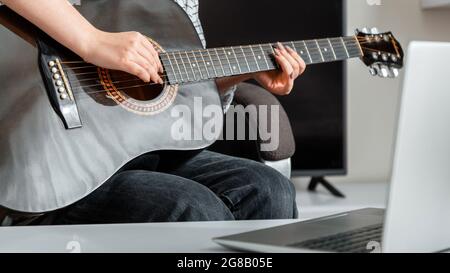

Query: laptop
left=213, top=42, right=450, bottom=253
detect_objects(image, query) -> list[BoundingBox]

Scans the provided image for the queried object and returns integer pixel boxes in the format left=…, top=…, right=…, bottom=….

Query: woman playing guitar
left=1, top=0, right=304, bottom=225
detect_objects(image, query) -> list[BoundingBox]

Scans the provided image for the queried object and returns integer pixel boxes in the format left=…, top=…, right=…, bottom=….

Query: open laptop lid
left=383, top=42, right=450, bottom=253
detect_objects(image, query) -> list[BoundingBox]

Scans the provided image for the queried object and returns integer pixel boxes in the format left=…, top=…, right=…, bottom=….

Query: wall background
left=328, top=0, right=450, bottom=184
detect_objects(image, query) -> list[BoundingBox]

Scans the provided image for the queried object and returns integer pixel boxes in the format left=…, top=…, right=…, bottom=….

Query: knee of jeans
left=169, top=188, right=235, bottom=222
left=246, top=164, right=297, bottom=206
left=108, top=171, right=234, bottom=222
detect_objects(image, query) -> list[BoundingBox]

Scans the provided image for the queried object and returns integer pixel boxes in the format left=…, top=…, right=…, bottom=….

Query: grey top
left=0, top=0, right=236, bottom=111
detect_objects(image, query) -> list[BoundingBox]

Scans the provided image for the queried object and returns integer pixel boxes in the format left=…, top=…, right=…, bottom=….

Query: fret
left=314, top=39, right=325, bottom=62
left=328, top=38, right=348, bottom=61
left=206, top=49, right=219, bottom=78
left=171, top=52, right=184, bottom=82
left=184, top=51, right=197, bottom=81
left=316, top=39, right=335, bottom=62
left=343, top=37, right=363, bottom=57
left=289, top=41, right=297, bottom=53
left=248, top=45, right=261, bottom=71
left=304, top=40, right=321, bottom=64
left=240, top=45, right=260, bottom=72
left=293, top=41, right=310, bottom=63
left=190, top=50, right=205, bottom=80
left=161, top=36, right=363, bottom=83
left=239, top=46, right=252, bottom=73
left=327, top=38, right=337, bottom=60
left=214, top=48, right=227, bottom=77
left=350, top=36, right=364, bottom=56
left=230, top=47, right=242, bottom=74
left=268, top=43, right=276, bottom=55
left=198, top=50, right=211, bottom=79
left=161, top=53, right=178, bottom=83
left=178, top=51, right=191, bottom=81
left=222, top=48, right=234, bottom=75
left=302, top=40, right=313, bottom=64
left=258, top=44, right=271, bottom=70
left=261, top=44, right=278, bottom=70
left=340, top=37, right=350, bottom=58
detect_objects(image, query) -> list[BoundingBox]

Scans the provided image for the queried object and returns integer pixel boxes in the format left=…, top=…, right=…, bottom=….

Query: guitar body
left=0, top=0, right=222, bottom=213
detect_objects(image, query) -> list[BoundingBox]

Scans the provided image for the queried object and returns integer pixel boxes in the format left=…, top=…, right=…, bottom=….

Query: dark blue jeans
left=47, top=151, right=298, bottom=224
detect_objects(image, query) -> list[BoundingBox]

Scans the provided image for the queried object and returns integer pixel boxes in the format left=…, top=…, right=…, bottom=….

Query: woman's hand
left=252, top=42, right=306, bottom=95
left=2, top=0, right=163, bottom=84
left=82, top=30, right=164, bottom=83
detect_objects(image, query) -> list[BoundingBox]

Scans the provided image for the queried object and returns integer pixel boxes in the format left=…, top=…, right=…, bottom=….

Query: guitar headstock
left=356, top=28, right=404, bottom=78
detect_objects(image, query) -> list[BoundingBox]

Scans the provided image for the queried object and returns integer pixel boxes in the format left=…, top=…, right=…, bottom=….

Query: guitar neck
left=161, top=36, right=363, bottom=85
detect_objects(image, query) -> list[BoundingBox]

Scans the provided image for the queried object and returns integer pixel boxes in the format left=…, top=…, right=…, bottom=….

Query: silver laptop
left=213, top=42, right=450, bottom=253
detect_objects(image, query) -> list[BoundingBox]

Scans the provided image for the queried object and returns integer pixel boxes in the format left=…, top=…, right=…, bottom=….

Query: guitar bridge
left=39, top=54, right=82, bottom=129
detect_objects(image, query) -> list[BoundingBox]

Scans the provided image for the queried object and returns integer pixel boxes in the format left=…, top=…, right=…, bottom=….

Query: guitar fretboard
left=160, top=36, right=362, bottom=85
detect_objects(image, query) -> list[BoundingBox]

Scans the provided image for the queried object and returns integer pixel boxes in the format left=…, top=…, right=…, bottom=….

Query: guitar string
left=64, top=43, right=391, bottom=98
left=71, top=53, right=387, bottom=98
left=60, top=37, right=375, bottom=71
left=63, top=40, right=367, bottom=70
left=64, top=44, right=388, bottom=85
left=60, top=37, right=368, bottom=66
left=70, top=77, right=156, bottom=89
left=59, top=39, right=387, bottom=73
left=65, top=46, right=349, bottom=72
left=63, top=43, right=365, bottom=79
left=67, top=52, right=345, bottom=91
left=64, top=46, right=357, bottom=72
left=68, top=45, right=391, bottom=95
left=70, top=73, right=151, bottom=83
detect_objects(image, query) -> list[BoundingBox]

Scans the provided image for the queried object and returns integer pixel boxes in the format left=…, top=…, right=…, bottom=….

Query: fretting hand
left=252, top=42, right=306, bottom=95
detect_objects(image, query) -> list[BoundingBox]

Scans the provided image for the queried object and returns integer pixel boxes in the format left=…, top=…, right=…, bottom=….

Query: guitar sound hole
left=108, top=70, right=165, bottom=101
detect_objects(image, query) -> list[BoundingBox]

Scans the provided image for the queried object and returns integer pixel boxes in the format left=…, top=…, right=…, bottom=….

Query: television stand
left=308, top=177, right=346, bottom=198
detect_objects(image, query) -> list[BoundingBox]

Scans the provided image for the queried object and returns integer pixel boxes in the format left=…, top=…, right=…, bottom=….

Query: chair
left=209, top=82, right=296, bottom=178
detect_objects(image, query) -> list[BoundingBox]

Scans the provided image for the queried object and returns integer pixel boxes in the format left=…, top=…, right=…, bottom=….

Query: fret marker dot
left=233, top=66, right=237, bottom=70
left=300, top=51, right=304, bottom=54
left=228, top=52, right=232, bottom=55
left=324, top=48, right=328, bottom=52
left=207, top=62, right=210, bottom=65
left=258, top=56, right=261, bottom=59
left=193, top=64, right=196, bottom=67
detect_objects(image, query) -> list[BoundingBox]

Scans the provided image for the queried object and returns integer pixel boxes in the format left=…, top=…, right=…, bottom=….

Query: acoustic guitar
left=0, top=0, right=403, bottom=213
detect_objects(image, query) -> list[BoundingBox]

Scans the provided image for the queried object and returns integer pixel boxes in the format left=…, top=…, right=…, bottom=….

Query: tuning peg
left=370, top=27, right=379, bottom=34
left=388, top=68, right=399, bottom=78
left=361, top=27, right=369, bottom=34
left=382, top=68, right=389, bottom=78
left=369, top=66, right=378, bottom=76
left=379, top=65, right=389, bottom=78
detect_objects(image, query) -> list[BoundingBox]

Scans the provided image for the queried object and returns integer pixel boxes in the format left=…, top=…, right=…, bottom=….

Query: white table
left=0, top=219, right=304, bottom=253
left=0, top=181, right=388, bottom=253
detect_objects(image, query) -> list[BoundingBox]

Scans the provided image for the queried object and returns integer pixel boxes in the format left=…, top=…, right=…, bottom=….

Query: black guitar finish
left=0, top=0, right=222, bottom=213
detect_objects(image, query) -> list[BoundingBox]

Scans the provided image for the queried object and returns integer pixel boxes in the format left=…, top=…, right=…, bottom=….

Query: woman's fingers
left=274, top=48, right=294, bottom=78
left=137, top=45, right=156, bottom=68
left=141, top=38, right=163, bottom=73
left=285, top=46, right=306, bottom=75
left=130, top=53, right=163, bottom=84
left=136, top=44, right=162, bottom=82
left=124, top=61, right=151, bottom=83
left=276, top=43, right=300, bottom=79
left=273, top=48, right=294, bottom=93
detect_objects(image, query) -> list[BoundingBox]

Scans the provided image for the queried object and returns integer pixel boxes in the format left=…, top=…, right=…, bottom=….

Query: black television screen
left=200, top=0, right=346, bottom=176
